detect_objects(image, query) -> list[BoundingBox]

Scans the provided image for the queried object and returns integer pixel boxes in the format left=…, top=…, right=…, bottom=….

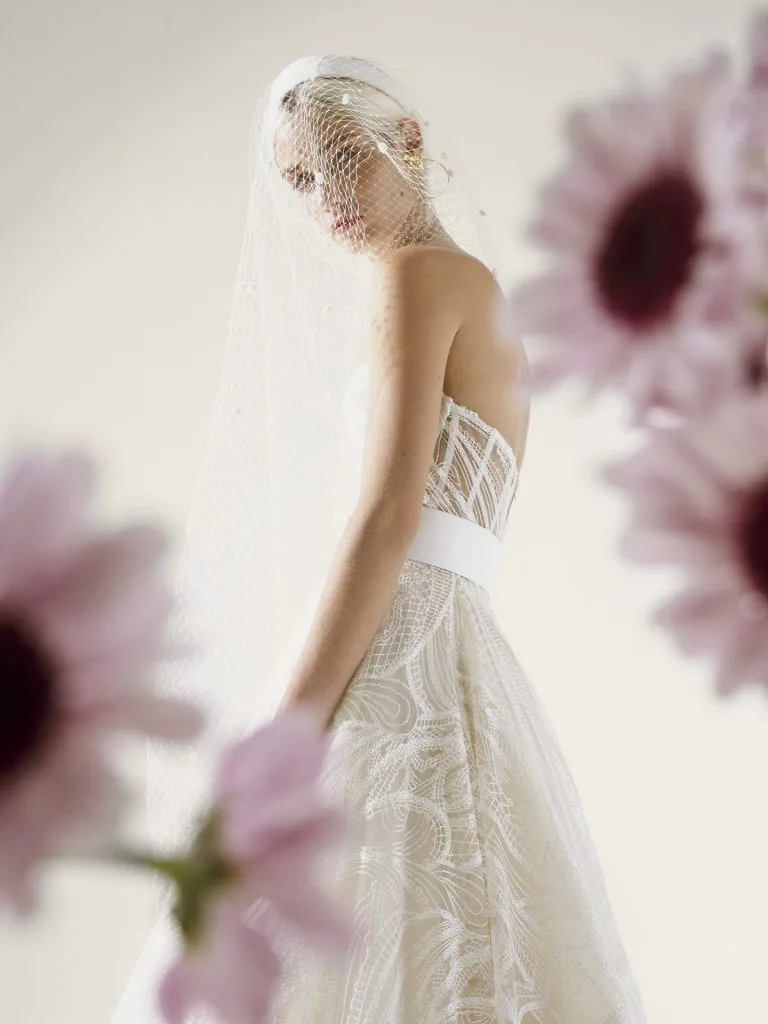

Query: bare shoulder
left=369, top=246, right=491, bottom=371
left=380, top=244, right=497, bottom=308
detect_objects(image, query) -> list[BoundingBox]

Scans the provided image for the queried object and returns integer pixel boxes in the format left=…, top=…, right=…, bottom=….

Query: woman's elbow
left=355, top=491, right=423, bottom=552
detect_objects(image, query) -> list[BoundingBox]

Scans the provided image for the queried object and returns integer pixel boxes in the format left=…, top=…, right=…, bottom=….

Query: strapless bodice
left=343, top=366, right=519, bottom=540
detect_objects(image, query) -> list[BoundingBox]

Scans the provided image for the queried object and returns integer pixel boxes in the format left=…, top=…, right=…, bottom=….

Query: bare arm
left=278, top=249, right=463, bottom=727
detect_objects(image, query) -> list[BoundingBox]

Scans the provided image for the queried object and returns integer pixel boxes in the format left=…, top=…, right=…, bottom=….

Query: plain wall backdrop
left=1, top=1, right=767, bottom=1022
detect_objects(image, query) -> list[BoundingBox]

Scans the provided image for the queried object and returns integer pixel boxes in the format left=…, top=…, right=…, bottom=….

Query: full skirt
left=274, top=560, right=646, bottom=1024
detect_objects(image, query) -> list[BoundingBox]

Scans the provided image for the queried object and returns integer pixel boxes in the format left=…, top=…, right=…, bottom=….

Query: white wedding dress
left=274, top=369, right=646, bottom=1024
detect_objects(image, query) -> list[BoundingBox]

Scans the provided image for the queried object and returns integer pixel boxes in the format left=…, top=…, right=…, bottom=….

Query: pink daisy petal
left=159, top=903, right=282, bottom=1024
left=743, top=11, right=768, bottom=146
left=607, top=437, right=732, bottom=524
left=29, top=525, right=167, bottom=624
left=715, top=618, right=768, bottom=696
left=54, top=523, right=163, bottom=593
left=0, top=734, right=125, bottom=911
left=620, top=527, right=729, bottom=567
left=242, top=831, right=353, bottom=953
left=222, top=792, right=331, bottom=859
left=628, top=504, right=723, bottom=541
left=157, top=959, right=196, bottom=1024
left=43, top=587, right=173, bottom=701
left=654, top=585, right=742, bottom=656
left=93, top=692, right=204, bottom=740
left=230, top=798, right=345, bottom=868
left=215, top=712, right=326, bottom=803
left=0, top=454, right=95, bottom=592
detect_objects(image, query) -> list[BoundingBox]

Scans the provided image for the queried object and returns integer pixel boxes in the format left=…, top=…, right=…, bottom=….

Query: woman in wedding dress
left=256, top=56, right=647, bottom=1024
left=112, top=54, right=646, bottom=1024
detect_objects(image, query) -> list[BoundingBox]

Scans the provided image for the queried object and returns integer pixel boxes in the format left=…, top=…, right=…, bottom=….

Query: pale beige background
left=1, top=1, right=767, bottom=1022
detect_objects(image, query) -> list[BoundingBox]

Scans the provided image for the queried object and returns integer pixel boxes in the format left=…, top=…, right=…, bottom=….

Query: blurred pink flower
left=605, top=396, right=768, bottom=695
left=0, top=452, right=202, bottom=910
left=158, top=712, right=351, bottom=1024
left=159, top=903, right=282, bottom=1024
left=510, top=53, right=757, bottom=413
left=744, top=10, right=768, bottom=146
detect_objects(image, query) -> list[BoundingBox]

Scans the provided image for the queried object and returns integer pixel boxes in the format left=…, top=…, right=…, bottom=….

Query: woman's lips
left=332, top=215, right=361, bottom=234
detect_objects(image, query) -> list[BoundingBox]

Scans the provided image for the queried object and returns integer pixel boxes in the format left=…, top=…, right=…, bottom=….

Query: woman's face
left=274, top=109, right=423, bottom=256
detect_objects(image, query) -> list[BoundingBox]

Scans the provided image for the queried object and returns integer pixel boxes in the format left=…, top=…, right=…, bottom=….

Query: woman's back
left=378, top=245, right=531, bottom=468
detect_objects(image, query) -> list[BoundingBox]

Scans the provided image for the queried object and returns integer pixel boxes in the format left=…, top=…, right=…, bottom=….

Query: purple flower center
left=740, top=478, right=768, bottom=596
left=595, top=169, right=703, bottom=330
left=0, top=615, right=59, bottom=784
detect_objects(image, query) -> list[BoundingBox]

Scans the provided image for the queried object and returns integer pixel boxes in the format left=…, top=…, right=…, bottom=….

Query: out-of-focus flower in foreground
left=605, top=396, right=768, bottom=696
left=509, top=53, right=757, bottom=414
left=0, top=452, right=202, bottom=911
left=158, top=712, right=352, bottom=1024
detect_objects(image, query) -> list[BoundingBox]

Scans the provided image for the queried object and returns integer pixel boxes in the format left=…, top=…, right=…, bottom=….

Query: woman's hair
left=275, top=75, right=428, bottom=188
left=280, top=75, right=417, bottom=136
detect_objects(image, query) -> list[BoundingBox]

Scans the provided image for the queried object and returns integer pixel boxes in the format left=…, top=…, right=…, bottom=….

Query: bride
left=261, top=55, right=646, bottom=1024
left=116, top=54, right=647, bottom=1024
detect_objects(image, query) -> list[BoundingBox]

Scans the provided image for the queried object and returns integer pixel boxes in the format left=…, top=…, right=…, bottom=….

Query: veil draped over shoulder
left=111, top=54, right=494, bottom=1022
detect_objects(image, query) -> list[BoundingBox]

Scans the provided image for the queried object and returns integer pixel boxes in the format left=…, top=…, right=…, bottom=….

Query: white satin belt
left=406, top=507, right=502, bottom=593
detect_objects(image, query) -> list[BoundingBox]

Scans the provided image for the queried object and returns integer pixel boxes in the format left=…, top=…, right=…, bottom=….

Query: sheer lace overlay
left=273, top=370, right=646, bottom=1023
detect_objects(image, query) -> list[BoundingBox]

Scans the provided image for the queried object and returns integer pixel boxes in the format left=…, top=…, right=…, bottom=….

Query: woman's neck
left=373, top=213, right=458, bottom=262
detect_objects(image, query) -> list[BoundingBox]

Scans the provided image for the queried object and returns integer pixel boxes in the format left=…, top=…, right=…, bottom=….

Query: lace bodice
left=343, top=365, right=520, bottom=539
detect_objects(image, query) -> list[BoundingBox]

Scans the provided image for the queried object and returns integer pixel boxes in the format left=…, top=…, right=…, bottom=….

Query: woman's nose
left=315, top=173, right=344, bottom=213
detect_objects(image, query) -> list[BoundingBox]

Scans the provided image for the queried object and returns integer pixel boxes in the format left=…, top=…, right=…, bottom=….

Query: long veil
left=111, top=54, right=497, bottom=1022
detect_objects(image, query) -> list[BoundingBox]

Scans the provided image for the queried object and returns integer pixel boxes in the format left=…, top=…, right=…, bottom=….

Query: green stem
left=59, top=846, right=185, bottom=878
left=59, top=840, right=235, bottom=946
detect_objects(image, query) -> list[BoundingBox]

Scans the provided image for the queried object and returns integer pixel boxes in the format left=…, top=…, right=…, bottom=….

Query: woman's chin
left=334, top=230, right=370, bottom=255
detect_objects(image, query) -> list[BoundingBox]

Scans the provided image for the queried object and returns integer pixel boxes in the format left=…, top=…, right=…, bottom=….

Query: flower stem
left=58, top=845, right=185, bottom=878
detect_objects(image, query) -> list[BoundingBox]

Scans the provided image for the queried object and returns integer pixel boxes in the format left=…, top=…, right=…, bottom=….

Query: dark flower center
left=744, top=343, right=768, bottom=389
left=594, top=169, right=704, bottom=330
left=740, top=478, right=768, bottom=596
left=0, top=615, right=59, bottom=784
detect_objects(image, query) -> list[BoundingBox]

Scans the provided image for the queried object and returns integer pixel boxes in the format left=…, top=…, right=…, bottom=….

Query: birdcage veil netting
left=112, top=53, right=499, bottom=1022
